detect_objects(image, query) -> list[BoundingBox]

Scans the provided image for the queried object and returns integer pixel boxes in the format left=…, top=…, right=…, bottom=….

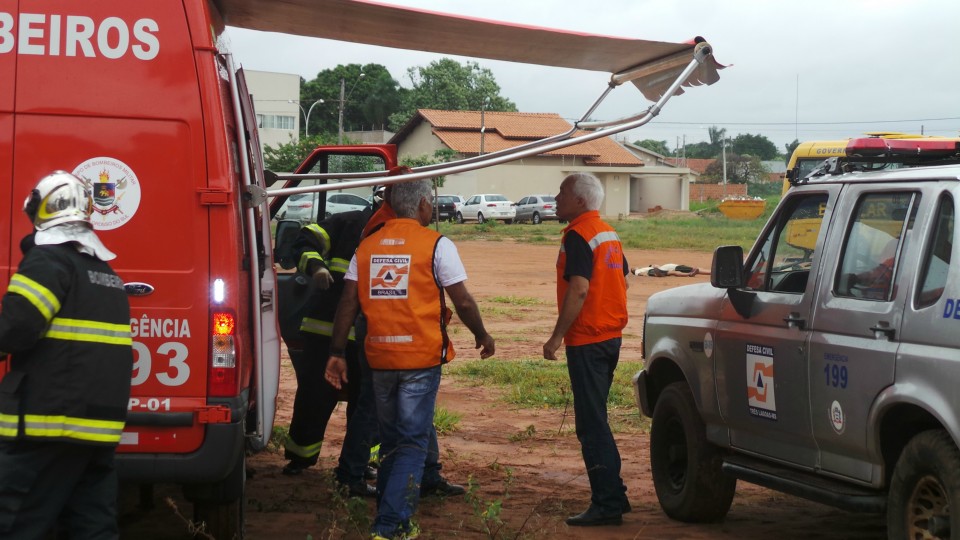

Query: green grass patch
left=479, top=304, right=522, bottom=318
left=489, top=295, right=546, bottom=306
left=433, top=405, right=462, bottom=435
left=448, top=358, right=644, bottom=410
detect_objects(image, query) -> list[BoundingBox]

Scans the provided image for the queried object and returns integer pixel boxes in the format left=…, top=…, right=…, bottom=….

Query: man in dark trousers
left=282, top=201, right=379, bottom=496
left=0, top=171, right=133, bottom=538
left=543, top=172, right=631, bottom=527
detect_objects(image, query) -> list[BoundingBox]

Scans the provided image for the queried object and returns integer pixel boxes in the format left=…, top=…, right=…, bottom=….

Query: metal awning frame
left=259, top=41, right=716, bottom=200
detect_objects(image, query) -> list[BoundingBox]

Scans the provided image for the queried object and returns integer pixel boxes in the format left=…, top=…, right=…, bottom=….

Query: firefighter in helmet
left=282, top=190, right=380, bottom=497
left=0, top=171, right=133, bottom=538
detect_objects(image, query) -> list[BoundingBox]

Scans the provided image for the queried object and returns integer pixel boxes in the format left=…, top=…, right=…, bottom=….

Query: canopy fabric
left=215, top=0, right=723, bottom=100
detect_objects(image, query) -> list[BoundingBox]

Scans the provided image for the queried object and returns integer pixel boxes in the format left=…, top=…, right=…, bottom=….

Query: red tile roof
left=666, top=157, right=716, bottom=174
left=394, top=109, right=643, bottom=167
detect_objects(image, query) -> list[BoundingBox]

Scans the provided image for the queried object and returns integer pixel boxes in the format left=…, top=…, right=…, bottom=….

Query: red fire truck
left=0, top=1, right=722, bottom=536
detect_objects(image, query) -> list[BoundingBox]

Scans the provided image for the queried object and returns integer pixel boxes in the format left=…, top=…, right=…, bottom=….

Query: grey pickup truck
left=634, top=143, right=960, bottom=540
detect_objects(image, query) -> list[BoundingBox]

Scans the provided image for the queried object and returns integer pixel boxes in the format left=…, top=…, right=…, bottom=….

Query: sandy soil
left=117, top=239, right=886, bottom=539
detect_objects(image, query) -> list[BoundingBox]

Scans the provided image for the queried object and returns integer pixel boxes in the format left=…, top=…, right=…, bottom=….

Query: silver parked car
left=633, top=141, right=960, bottom=538
left=514, top=194, right=558, bottom=224
left=457, top=194, right=517, bottom=224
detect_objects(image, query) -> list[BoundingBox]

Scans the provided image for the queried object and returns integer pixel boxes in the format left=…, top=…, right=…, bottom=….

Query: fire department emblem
left=73, top=157, right=142, bottom=230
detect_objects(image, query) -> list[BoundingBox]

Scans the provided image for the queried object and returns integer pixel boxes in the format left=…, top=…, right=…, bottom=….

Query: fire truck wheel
left=192, top=447, right=246, bottom=539
left=650, top=382, right=735, bottom=523
left=887, top=430, right=960, bottom=540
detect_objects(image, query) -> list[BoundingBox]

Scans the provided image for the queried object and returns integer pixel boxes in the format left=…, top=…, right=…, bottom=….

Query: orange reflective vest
left=556, top=211, right=628, bottom=346
left=356, top=218, right=455, bottom=370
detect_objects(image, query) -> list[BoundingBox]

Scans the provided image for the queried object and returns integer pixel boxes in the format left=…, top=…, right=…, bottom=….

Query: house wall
left=632, top=168, right=694, bottom=213
left=398, top=125, right=648, bottom=217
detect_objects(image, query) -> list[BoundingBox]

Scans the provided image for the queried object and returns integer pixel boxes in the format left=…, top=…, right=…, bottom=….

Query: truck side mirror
left=711, top=245, right=745, bottom=288
left=274, top=220, right=301, bottom=270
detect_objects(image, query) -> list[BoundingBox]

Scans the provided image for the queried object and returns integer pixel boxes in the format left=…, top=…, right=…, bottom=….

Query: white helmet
left=24, top=171, right=93, bottom=231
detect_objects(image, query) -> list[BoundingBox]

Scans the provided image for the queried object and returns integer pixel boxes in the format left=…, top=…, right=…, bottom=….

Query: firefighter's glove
left=312, top=266, right=334, bottom=290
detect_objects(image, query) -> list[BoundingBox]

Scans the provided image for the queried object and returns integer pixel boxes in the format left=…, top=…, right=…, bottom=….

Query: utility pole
left=337, top=77, right=346, bottom=145
left=337, top=72, right=365, bottom=145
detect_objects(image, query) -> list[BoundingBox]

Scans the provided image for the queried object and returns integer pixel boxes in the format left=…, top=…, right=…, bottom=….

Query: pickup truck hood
left=646, top=282, right=727, bottom=318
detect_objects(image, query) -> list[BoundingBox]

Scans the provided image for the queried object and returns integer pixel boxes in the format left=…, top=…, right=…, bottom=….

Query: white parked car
left=276, top=193, right=316, bottom=223
left=457, top=194, right=516, bottom=224
left=325, top=192, right=371, bottom=217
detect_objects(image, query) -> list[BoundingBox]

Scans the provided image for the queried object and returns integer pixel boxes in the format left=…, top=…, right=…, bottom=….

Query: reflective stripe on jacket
left=356, top=218, right=454, bottom=370
left=293, top=210, right=369, bottom=335
left=556, top=211, right=628, bottom=346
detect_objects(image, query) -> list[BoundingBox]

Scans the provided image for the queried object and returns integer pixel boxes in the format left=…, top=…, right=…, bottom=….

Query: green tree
left=707, top=125, right=727, bottom=155
left=633, top=139, right=671, bottom=156
left=263, top=133, right=339, bottom=173
left=300, top=63, right=400, bottom=136
left=399, top=149, right=457, bottom=188
left=683, top=141, right=715, bottom=159
left=784, top=139, right=801, bottom=165
left=702, top=154, right=768, bottom=184
left=388, top=59, right=517, bottom=131
left=731, top=133, right=778, bottom=160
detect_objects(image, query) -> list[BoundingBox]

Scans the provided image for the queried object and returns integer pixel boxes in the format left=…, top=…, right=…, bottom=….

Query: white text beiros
left=0, top=13, right=159, bottom=60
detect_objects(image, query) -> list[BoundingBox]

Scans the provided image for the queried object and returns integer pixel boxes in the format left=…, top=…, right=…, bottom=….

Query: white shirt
left=345, top=236, right=467, bottom=287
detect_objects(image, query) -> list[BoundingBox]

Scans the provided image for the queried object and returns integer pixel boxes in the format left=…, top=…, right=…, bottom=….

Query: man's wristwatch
left=328, top=348, right=345, bottom=358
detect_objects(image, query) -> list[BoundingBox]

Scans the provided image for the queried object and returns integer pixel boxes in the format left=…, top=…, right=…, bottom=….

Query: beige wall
left=399, top=126, right=643, bottom=215
left=246, top=70, right=301, bottom=155
left=631, top=167, right=695, bottom=213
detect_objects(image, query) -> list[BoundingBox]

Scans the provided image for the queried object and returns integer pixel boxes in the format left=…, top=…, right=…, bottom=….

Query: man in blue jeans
left=334, top=314, right=463, bottom=498
left=326, top=179, right=494, bottom=539
left=543, top=173, right=631, bottom=527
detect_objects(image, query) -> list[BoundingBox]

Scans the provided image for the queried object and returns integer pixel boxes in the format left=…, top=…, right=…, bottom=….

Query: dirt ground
left=117, top=239, right=887, bottom=539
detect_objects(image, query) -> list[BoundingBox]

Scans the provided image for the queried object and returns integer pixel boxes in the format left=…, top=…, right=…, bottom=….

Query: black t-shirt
left=562, top=231, right=629, bottom=281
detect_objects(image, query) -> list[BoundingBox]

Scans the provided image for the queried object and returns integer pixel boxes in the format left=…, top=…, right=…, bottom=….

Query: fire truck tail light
left=212, top=335, right=236, bottom=368
left=209, top=311, right=238, bottom=396
left=213, top=312, right=235, bottom=335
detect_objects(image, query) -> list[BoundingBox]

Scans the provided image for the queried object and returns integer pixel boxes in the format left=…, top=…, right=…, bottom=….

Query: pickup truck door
left=807, top=185, right=921, bottom=483
left=715, top=189, right=837, bottom=468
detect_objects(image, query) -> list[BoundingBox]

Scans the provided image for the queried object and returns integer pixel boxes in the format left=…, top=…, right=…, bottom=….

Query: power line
left=650, top=117, right=960, bottom=127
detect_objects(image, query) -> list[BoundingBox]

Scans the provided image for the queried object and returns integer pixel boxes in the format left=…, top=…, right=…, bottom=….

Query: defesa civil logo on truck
left=74, top=157, right=141, bottom=230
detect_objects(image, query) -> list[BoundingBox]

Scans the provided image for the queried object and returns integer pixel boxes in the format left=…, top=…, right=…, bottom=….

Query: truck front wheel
left=887, top=430, right=960, bottom=540
left=650, top=382, right=735, bottom=522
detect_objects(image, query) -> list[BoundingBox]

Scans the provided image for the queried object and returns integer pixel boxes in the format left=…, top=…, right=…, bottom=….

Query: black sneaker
left=364, top=465, right=378, bottom=480
left=420, top=478, right=465, bottom=497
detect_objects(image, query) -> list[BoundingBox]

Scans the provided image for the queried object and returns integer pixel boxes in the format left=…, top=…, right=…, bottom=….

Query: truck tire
left=887, top=430, right=960, bottom=540
left=190, top=447, right=246, bottom=539
left=650, top=382, right=735, bottom=523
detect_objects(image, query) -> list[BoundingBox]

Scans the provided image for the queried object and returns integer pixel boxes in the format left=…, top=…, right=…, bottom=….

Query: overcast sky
left=223, top=0, right=960, bottom=155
